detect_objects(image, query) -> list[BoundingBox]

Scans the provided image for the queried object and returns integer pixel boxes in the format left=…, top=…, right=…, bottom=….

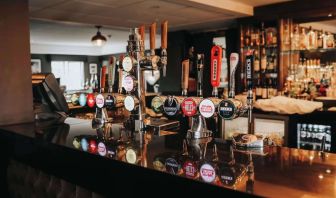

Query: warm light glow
left=326, top=169, right=331, bottom=174
left=318, top=174, right=324, bottom=180
left=328, top=13, right=333, bottom=17
left=92, top=39, right=106, bottom=46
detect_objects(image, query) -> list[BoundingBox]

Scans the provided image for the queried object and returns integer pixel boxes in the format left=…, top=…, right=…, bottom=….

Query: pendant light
left=91, top=25, right=107, bottom=46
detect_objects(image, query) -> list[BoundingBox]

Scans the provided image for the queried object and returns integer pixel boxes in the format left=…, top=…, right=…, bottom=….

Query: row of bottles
left=298, top=123, right=331, bottom=151
left=290, top=25, right=335, bottom=51
left=285, top=60, right=335, bottom=99
left=240, top=22, right=279, bottom=97
left=242, top=23, right=277, bottom=47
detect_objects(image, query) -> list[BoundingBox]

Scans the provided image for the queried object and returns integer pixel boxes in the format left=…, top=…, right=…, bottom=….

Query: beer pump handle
left=118, top=55, right=124, bottom=94
left=108, top=56, right=116, bottom=93
left=210, top=45, right=222, bottom=97
left=100, top=66, right=107, bottom=93
left=161, top=20, right=168, bottom=77
left=181, top=59, right=190, bottom=96
left=229, top=53, right=239, bottom=98
left=245, top=53, right=254, bottom=134
left=197, top=54, right=204, bottom=97
left=150, top=22, right=156, bottom=56
left=161, top=21, right=168, bottom=50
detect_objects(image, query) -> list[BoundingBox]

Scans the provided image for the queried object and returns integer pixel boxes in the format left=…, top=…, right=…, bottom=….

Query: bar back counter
left=1, top=117, right=336, bottom=198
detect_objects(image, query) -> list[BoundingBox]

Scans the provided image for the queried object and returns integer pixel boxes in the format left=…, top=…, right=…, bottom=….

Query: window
left=51, top=61, right=84, bottom=91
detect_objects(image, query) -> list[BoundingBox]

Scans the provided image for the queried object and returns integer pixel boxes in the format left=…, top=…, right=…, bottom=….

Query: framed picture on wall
left=31, top=59, right=41, bottom=74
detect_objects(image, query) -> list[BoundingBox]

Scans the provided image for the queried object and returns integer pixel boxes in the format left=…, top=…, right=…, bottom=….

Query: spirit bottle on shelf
left=300, top=27, right=308, bottom=50
left=292, top=25, right=300, bottom=50
left=307, top=26, right=316, bottom=50
left=260, top=48, right=267, bottom=72
left=260, top=22, right=266, bottom=46
left=253, top=50, right=260, bottom=72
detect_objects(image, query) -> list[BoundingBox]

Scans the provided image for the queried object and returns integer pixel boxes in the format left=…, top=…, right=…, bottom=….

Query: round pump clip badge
left=151, top=96, right=163, bottom=114
left=199, top=99, right=215, bottom=118
left=183, top=160, right=198, bottom=178
left=165, top=158, right=180, bottom=175
left=95, top=94, right=105, bottom=108
left=181, top=97, right=197, bottom=117
left=105, top=95, right=115, bottom=109
left=78, top=93, right=87, bottom=107
left=218, top=99, right=236, bottom=120
left=97, top=142, right=107, bottom=156
left=200, top=163, right=216, bottom=183
left=81, top=138, right=89, bottom=152
left=125, top=148, right=137, bottom=164
left=88, top=139, right=97, bottom=154
left=87, top=93, right=95, bottom=108
left=124, top=95, right=136, bottom=111
left=123, top=75, right=136, bottom=92
left=163, top=96, right=179, bottom=116
left=122, top=56, right=133, bottom=72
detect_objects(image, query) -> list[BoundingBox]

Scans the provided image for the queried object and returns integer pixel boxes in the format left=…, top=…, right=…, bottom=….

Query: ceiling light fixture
left=91, top=25, right=107, bottom=46
left=328, top=13, right=332, bottom=17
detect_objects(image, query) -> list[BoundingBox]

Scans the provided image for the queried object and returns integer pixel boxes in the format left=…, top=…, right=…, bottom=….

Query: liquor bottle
left=253, top=50, right=260, bottom=72
left=245, top=26, right=251, bottom=46
left=300, top=27, right=308, bottom=50
left=260, top=22, right=266, bottom=46
left=261, top=75, right=268, bottom=99
left=260, top=48, right=267, bottom=72
left=255, top=78, right=262, bottom=100
left=317, top=30, right=324, bottom=49
left=326, top=32, right=335, bottom=48
left=267, top=77, right=274, bottom=98
left=292, top=25, right=300, bottom=50
left=272, top=73, right=278, bottom=96
left=307, top=26, right=316, bottom=50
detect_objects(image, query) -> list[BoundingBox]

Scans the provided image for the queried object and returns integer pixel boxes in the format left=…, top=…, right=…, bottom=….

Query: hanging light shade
left=91, top=25, right=107, bottom=46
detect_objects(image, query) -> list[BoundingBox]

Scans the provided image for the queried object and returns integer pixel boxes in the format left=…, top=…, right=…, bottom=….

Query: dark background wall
left=32, top=28, right=239, bottom=96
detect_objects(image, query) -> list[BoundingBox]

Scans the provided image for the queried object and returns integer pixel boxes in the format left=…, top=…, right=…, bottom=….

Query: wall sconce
left=91, top=25, right=107, bottom=46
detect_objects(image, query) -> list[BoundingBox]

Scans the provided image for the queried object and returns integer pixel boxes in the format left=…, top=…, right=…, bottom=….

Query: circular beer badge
left=72, top=137, right=81, bottom=149
left=97, top=142, right=107, bottom=156
left=87, top=93, right=95, bottom=108
left=181, top=97, right=197, bottom=117
left=163, top=96, right=179, bottom=116
left=165, top=158, right=180, bottom=175
left=218, top=99, right=236, bottom=120
left=200, top=163, right=216, bottom=183
left=95, top=94, right=105, bottom=108
left=123, top=75, right=135, bottom=92
left=81, top=138, right=89, bottom=151
left=199, top=99, right=215, bottom=118
left=125, top=148, right=137, bottom=164
left=151, top=96, right=163, bottom=113
left=122, top=56, right=133, bottom=72
left=105, top=95, right=114, bottom=109
left=89, top=139, right=97, bottom=154
left=79, top=93, right=87, bottom=107
left=124, top=95, right=135, bottom=111
left=183, top=160, right=198, bottom=178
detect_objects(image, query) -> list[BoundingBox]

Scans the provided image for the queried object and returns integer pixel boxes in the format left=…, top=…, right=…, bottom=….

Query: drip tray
left=146, top=118, right=180, bottom=136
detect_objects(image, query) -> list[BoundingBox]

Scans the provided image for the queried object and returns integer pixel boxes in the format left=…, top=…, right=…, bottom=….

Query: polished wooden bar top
left=1, top=118, right=335, bottom=198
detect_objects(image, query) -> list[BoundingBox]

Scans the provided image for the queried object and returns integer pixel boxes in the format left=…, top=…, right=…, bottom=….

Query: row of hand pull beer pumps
left=70, top=23, right=257, bottom=190
left=75, top=20, right=258, bottom=144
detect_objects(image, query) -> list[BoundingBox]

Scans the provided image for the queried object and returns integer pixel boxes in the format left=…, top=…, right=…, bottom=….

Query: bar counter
left=1, top=118, right=335, bottom=197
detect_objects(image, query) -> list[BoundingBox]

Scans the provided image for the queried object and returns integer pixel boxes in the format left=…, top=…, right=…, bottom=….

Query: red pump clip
left=210, top=45, right=222, bottom=88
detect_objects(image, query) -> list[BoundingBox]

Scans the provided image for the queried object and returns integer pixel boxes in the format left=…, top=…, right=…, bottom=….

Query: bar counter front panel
left=1, top=118, right=335, bottom=197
